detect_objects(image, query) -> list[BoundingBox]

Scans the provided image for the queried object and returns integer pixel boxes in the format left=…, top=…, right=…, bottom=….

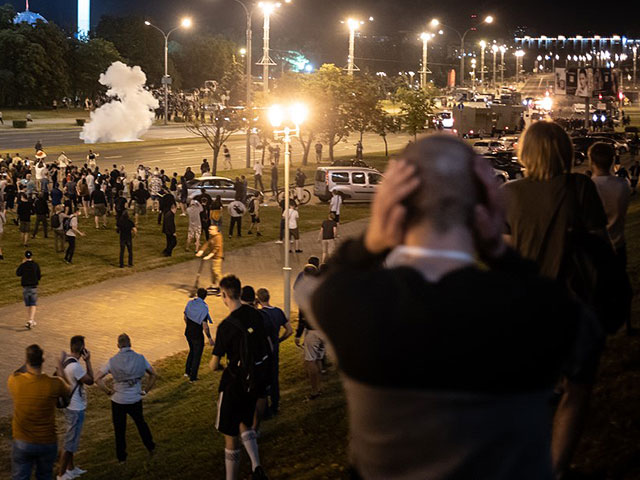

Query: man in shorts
left=294, top=264, right=324, bottom=400
left=209, top=275, right=269, bottom=480
left=247, top=194, right=262, bottom=236
left=16, top=250, right=41, bottom=329
left=196, top=225, right=224, bottom=293
left=90, top=183, right=108, bottom=229
left=58, top=336, right=94, bottom=480
left=17, top=193, right=33, bottom=247
left=318, top=213, right=337, bottom=263
left=186, top=199, right=204, bottom=252
left=284, top=202, right=302, bottom=253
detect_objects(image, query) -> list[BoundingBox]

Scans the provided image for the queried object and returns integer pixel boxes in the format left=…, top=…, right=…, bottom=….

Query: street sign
left=161, top=75, right=172, bottom=85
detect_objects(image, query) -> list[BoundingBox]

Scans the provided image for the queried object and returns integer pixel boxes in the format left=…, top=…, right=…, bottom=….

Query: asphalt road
left=2, top=129, right=413, bottom=174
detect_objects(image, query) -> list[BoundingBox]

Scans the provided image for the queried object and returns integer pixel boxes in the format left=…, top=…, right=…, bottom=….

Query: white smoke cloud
left=80, top=61, right=159, bottom=144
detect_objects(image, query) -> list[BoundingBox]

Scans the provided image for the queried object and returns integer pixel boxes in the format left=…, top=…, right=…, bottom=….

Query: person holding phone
left=295, top=134, right=600, bottom=480
left=58, top=336, right=94, bottom=480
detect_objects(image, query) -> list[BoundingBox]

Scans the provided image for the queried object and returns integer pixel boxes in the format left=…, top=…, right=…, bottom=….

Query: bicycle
left=277, top=185, right=311, bottom=205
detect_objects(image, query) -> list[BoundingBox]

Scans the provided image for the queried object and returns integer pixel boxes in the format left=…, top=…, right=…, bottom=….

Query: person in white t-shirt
left=64, top=208, right=85, bottom=264
left=58, top=336, right=94, bottom=480
left=58, top=152, right=71, bottom=168
left=284, top=202, right=302, bottom=253
left=253, top=161, right=265, bottom=192
left=85, top=172, right=95, bottom=194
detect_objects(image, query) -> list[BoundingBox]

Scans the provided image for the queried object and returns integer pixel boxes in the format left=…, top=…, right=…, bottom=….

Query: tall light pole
left=419, top=32, right=434, bottom=89
left=499, top=45, right=506, bottom=86
left=257, top=2, right=280, bottom=93
left=479, top=40, right=486, bottom=87
left=633, top=46, right=638, bottom=88
left=269, top=103, right=308, bottom=319
left=470, top=58, right=477, bottom=90
left=231, top=0, right=254, bottom=168
left=492, top=44, right=498, bottom=88
left=145, top=18, right=192, bottom=126
left=515, top=50, right=525, bottom=84
left=431, top=15, right=493, bottom=87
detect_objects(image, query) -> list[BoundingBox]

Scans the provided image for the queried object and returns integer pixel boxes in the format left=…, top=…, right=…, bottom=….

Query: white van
left=314, top=167, right=383, bottom=202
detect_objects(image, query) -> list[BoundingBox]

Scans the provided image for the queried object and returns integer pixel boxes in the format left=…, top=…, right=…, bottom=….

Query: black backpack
left=248, top=199, right=256, bottom=214
left=51, top=213, right=61, bottom=229
left=62, top=215, right=72, bottom=233
left=228, top=313, right=273, bottom=395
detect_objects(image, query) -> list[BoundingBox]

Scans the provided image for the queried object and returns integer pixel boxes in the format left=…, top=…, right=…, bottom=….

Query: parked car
left=482, top=152, right=524, bottom=180
left=573, top=136, right=621, bottom=155
left=587, top=133, right=629, bottom=152
left=498, top=135, right=520, bottom=150
left=186, top=175, right=261, bottom=203
left=314, top=167, right=383, bottom=202
left=330, top=158, right=373, bottom=169
left=472, top=140, right=504, bottom=155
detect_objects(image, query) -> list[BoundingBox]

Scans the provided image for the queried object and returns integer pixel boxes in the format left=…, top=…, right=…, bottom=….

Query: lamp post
left=257, top=2, right=280, bottom=93
left=268, top=103, right=308, bottom=319
left=470, top=58, right=477, bottom=90
left=419, top=32, right=434, bottom=89
left=515, top=50, right=525, bottom=84
left=231, top=0, right=254, bottom=168
left=144, top=17, right=192, bottom=125
left=492, top=44, right=498, bottom=88
left=431, top=15, right=493, bottom=87
left=499, top=45, right=506, bottom=86
left=479, top=40, right=486, bottom=87
left=633, top=46, right=637, bottom=88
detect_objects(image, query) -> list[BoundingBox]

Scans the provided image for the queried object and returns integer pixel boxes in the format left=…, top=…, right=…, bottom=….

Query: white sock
left=224, top=448, right=241, bottom=480
left=241, top=430, right=261, bottom=470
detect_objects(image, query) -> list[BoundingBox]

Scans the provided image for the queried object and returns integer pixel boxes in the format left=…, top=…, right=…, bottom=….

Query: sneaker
left=252, top=466, right=268, bottom=480
left=25, top=321, right=32, bottom=330
left=275, top=240, right=283, bottom=244
left=68, top=467, right=87, bottom=476
left=56, top=473, right=74, bottom=480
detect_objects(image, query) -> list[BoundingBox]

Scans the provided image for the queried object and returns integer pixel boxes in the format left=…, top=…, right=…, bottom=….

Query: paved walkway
left=0, top=220, right=367, bottom=416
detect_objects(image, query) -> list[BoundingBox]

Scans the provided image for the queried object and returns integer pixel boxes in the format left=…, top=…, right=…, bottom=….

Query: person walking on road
left=315, top=142, right=323, bottom=164
left=118, top=210, right=136, bottom=268
left=318, top=213, right=338, bottom=263
left=16, top=250, right=41, bottom=329
left=58, top=336, right=94, bottom=480
left=64, top=208, right=85, bottom=264
left=8, top=345, right=70, bottom=480
left=228, top=198, right=246, bottom=238
left=329, top=190, right=343, bottom=224
left=223, top=145, right=232, bottom=170
left=284, top=202, right=302, bottom=253
left=183, top=288, right=214, bottom=382
left=162, top=204, right=177, bottom=256
left=196, top=225, right=224, bottom=292
left=95, top=334, right=157, bottom=463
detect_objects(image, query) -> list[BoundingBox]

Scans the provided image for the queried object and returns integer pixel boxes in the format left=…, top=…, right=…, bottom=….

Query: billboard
left=555, top=67, right=618, bottom=98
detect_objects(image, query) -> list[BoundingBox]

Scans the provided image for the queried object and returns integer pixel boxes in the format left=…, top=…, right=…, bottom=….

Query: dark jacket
left=162, top=211, right=176, bottom=235
left=33, top=197, right=49, bottom=216
left=16, top=261, right=41, bottom=287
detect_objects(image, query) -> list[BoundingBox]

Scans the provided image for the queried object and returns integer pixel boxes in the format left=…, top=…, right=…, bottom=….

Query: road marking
left=105, top=155, right=123, bottom=159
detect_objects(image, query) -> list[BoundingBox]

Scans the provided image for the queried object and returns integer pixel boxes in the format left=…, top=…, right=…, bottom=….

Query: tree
left=347, top=75, right=383, bottom=143
left=185, top=106, right=244, bottom=175
left=370, top=106, right=400, bottom=158
left=395, top=87, right=433, bottom=141
left=67, top=38, right=122, bottom=99
left=171, top=35, right=237, bottom=90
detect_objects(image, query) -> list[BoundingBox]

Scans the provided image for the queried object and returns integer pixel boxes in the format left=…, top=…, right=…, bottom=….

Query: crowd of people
left=5, top=118, right=638, bottom=480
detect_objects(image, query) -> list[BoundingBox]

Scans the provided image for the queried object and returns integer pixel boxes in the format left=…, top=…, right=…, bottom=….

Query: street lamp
left=268, top=103, right=308, bottom=319
left=343, top=17, right=372, bottom=75
left=470, top=58, right=477, bottom=89
left=492, top=44, right=498, bottom=88
left=144, top=17, right=192, bottom=125
left=257, top=2, right=283, bottom=93
left=419, top=32, right=434, bottom=89
left=431, top=15, right=493, bottom=86
left=515, top=50, right=525, bottom=84
left=499, top=45, right=506, bottom=86
left=633, top=46, right=637, bottom=87
left=479, top=40, right=486, bottom=87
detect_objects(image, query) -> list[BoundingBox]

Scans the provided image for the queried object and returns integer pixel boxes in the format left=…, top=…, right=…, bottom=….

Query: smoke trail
left=80, top=61, right=159, bottom=144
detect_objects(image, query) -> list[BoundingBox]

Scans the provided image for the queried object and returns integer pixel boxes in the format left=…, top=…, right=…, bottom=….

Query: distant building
left=13, top=0, right=48, bottom=26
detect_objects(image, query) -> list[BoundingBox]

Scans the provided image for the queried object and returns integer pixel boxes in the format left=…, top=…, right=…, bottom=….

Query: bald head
left=402, top=135, right=479, bottom=232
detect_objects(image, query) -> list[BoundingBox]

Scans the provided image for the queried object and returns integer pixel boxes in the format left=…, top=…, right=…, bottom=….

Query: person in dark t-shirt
left=318, top=213, right=337, bottom=263
left=117, top=211, right=136, bottom=268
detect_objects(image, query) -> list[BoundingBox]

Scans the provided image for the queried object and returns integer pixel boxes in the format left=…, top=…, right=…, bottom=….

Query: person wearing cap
left=16, top=250, right=41, bottom=329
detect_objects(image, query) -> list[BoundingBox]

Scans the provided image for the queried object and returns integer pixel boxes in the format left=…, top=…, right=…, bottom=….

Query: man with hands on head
left=295, top=135, right=601, bottom=480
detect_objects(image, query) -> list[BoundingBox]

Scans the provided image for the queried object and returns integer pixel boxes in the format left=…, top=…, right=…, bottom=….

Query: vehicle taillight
left=325, top=171, right=329, bottom=185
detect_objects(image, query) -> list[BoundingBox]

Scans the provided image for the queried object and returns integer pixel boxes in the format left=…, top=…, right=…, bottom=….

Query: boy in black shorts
left=210, top=275, right=269, bottom=480
left=247, top=194, right=262, bottom=236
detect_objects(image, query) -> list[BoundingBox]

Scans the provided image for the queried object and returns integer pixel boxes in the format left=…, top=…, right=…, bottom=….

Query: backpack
left=56, top=357, right=81, bottom=409
left=62, top=215, right=73, bottom=233
left=51, top=213, right=61, bottom=229
left=227, top=313, right=273, bottom=395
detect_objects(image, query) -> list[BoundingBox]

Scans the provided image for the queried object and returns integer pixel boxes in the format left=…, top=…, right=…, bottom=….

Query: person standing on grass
left=247, top=194, right=262, bottom=236
left=95, top=334, right=157, bottom=463
left=91, top=183, right=108, bottom=229
left=114, top=190, right=127, bottom=228
left=318, top=213, right=337, bottom=263
left=200, top=158, right=211, bottom=175
left=64, top=207, right=85, bottom=264
left=294, top=168, right=306, bottom=203
left=149, top=173, right=163, bottom=213
left=209, top=275, right=269, bottom=480
left=197, top=225, right=224, bottom=292
left=0, top=203, right=5, bottom=259
left=16, top=250, right=41, bottom=329
left=256, top=288, right=292, bottom=416
left=132, top=183, right=150, bottom=226
left=162, top=204, right=178, bottom=257
left=58, top=336, right=94, bottom=480
left=253, top=161, right=265, bottom=192
left=158, top=188, right=176, bottom=226
left=118, top=210, right=136, bottom=268
left=228, top=197, right=246, bottom=238
left=183, top=288, right=214, bottom=383
left=284, top=202, right=302, bottom=253
left=294, top=264, right=324, bottom=400
left=270, top=162, right=278, bottom=200
left=223, top=145, right=232, bottom=170
left=31, top=192, right=49, bottom=239
left=8, top=345, right=70, bottom=480
left=51, top=205, right=66, bottom=253
left=17, top=193, right=33, bottom=247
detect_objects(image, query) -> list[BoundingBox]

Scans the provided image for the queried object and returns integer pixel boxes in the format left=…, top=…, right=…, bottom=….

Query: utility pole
left=479, top=40, right=486, bottom=88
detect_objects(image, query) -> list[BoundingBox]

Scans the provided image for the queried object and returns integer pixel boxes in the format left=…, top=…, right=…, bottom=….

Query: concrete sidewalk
left=0, top=219, right=367, bottom=416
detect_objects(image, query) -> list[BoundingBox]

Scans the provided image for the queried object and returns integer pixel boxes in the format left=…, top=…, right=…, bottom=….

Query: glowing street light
left=432, top=15, right=494, bottom=86
left=479, top=40, right=486, bottom=86
left=492, top=44, right=498, bottom=88
left=257, top=2, right=284, bottom=93
left=268, top=103, right=308, bottom=318
left=499, top=45, right=506, bottom=85
left=343, top=17, right=372, bottom=75
left=514, top=50, right=525, bottom=84
left=145, top=17, right=193, bottom=125
left=419, top=32, right=434, bottom=89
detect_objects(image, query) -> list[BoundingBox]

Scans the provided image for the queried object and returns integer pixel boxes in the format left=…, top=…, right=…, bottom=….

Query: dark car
left=482, top=151, right=524, bottom=180
left=330, top=158, right=373, bottom=169
left=573, top=136, right=620, bottom=155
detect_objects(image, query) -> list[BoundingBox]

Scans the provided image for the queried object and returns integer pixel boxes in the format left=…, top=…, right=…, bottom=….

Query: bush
left=12, top=120, right=27, bottom=128
left=76, top=119, right=85, bottom=126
